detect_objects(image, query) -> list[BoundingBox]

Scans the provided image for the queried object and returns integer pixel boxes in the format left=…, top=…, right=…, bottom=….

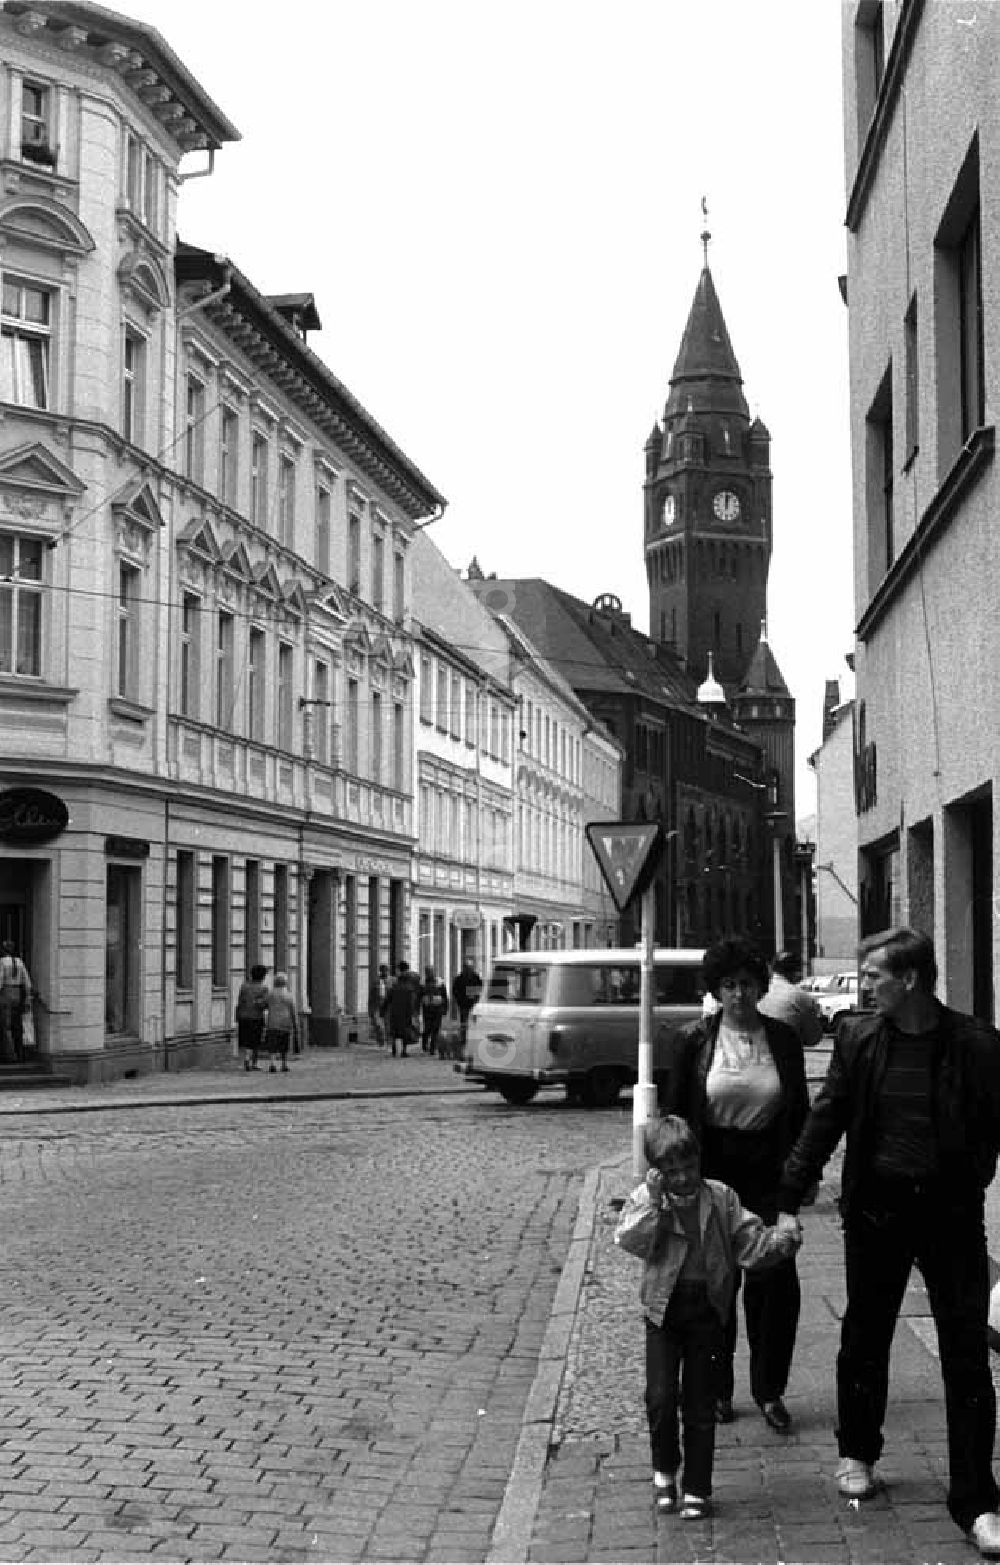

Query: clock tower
left=644, top=238, right=772, bottom=692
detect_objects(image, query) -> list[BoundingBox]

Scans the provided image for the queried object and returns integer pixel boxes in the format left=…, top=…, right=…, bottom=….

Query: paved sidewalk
left=497, top=1151, right=997, bottom=1565
left=0, top=1039, right=477, bottom=1116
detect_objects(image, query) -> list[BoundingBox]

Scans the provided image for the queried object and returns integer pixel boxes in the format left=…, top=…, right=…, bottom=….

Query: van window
left=551, top=966, right=605, bottom=1006
left=655, top=966, right=703, bottom=1006
left=600, top=965, right=642, bottom=1005
left=487, top=963, right=549, bottom=1003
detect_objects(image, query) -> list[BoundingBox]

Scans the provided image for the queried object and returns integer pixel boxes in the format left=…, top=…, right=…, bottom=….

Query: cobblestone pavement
left=0, top=1087, right=627, bottom=1563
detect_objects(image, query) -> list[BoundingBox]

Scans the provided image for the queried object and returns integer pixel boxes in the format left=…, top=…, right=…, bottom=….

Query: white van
left=458, top=947, right=706, bottom=1107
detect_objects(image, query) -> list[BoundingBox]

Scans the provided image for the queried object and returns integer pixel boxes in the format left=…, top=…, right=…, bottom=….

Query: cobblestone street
left=0, top=1090, right=627, bottom=1563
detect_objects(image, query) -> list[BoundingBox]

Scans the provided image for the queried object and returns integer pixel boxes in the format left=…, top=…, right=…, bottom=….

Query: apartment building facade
left=0, top=3, right=444, bottom=1077
left=843, top=0, right=998, bottom=1017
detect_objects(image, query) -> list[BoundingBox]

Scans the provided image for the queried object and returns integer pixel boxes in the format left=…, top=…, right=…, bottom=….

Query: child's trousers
left=645, top=1281, right=724, bottom=1498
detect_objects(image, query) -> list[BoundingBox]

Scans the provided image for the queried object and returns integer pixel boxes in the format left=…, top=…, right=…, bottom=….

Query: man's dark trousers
left=837, top=1179, right=1000, bottom=1532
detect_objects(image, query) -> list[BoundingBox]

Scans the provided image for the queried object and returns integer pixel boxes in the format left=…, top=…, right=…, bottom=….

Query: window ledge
left=109, top=696, right=154, bottom=724
left=0, top=677, right=77, bottom=705
left=846, top=0, right=924, bottom=234
left=857, top=423, right=995, bottom=641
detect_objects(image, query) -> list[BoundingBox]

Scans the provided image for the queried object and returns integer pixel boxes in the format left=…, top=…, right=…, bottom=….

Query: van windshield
left=487, top=964, right=550, bottom=1004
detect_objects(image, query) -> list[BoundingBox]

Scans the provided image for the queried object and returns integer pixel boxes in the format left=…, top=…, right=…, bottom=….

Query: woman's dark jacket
left=661, top=1012, right=810, bottom=1169
left=778, top=1004, right=1000, bottom=1220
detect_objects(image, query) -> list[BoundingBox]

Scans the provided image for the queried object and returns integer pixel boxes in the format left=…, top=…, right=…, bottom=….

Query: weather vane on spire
left=701, top=195, right=711, bottom=265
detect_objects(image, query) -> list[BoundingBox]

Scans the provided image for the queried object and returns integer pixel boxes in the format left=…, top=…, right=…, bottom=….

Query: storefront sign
left=105, top=835, right=150, bottom=859
left=452, top=910, right=481, bottom=929
left=0, top=786, right=68, bottom=844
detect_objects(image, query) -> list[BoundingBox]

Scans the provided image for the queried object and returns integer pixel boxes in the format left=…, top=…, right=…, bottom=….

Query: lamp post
left=764, top=775, right=787, bottom=954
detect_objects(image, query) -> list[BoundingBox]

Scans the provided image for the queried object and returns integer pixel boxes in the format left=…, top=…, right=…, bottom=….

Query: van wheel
left=497, top=1080, right=539, bottom=1106
left=584, top=1067, right=622, bottom=1109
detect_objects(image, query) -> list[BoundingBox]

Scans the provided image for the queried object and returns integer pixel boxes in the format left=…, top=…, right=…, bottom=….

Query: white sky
left=127, top=0, right=856, bottom=820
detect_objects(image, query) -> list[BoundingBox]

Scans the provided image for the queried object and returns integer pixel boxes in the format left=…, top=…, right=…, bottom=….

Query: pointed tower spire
left=701, top=194, right=711, bottom=266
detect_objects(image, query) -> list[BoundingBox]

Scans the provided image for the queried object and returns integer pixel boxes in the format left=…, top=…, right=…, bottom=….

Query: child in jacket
left=615, top=1115, right=802, bottom=1520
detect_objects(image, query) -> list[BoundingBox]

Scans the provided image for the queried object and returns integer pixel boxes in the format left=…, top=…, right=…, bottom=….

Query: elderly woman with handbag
left=660, top=936, right=810, bottom=1434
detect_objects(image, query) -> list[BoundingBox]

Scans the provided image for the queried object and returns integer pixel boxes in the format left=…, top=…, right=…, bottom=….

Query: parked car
left=814, top=971, right=860, bottom=1030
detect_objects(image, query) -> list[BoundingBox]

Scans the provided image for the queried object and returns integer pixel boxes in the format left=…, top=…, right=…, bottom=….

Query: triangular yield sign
left=585, top=821, right=664, bottom=914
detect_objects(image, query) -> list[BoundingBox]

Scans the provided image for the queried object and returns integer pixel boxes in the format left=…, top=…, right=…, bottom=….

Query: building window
left=435, top=663, right=448, bottom=733
left=277, top=641, right=293, bottom=750
left=466, top=684, right=477, bottom=747
left=393, top=701, right=404, bottom=791
left=393, top=552, right=404, bottom=621
left=251, top=432, right=268, bottom=528
left=106, top=864, right=141, bottom=1035
left=175, top=850, right=195, bottom=990
left=866, top=362, right=894, bottom=585
left=122, top=327, right=145, bottom=445
left=185, top=374, right=206, bottom=484
left=419, top=654, right=432, bottom=724
left=179, top=593, right=200, bottom=718
left=371, top=690, right=382, bottom=781
left=244, top=859, right=260, bottom=973
left=126, top=133, right=142, bottom=210
left=450, top=674, right=461, bottom=739
left=220, top=406, right=239, bottom=507
left=314, top=660, right=330, bottom=765
left=273, top=863, right=288, bottom=973
left=372, top=530, right=385, bottom=613
left=489, top=701, right=499, bottom=758
left=348, top=513, right=361, bottom=594
left=903, top=296, right=919, bottom=464
left=958, top=205, right=984, bottom=443
left=317, top=485, right=331, bottom=575
left=117, top=563, right=140, bottom=699
left=346, top=677, right=359, bottom=773
left=1, top=280, right=51, bottom=409
left=278, top=453, right=295, bottom=548
left=20, top=80, right=54, bottom=165
left=211, top=855, right=230, bottom=988
left=248, top=626, right=265, bottom=742
left=143, top=150, right=158, bottom=232
left=0, top=534, right=42, bottom=676
left=216, top=610, right=234, bottom=731
left=854, top=1, right=884, bottom=137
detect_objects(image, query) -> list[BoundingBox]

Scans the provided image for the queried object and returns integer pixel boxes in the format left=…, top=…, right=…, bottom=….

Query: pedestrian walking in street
left=420, top=965, right=448, bottom=1055
left=235, top=963, right=269, bottom=1071
left=452, top=957, right=483, bottom=1052
left=777, top=926, right=1000, bottom=1558
left=758, top=950, right=824, bottom=1049
left=367, top=962, right=390, bottom=1046
left=661, top=936, right=810, bottom=1433
left=0, top=939, right=31, bottom=1065
left=615, top=1114, right=801, bottom=1522
left=387, top=960, right=420, bottom=1057
left=263, top=972, right=298, bottom=1072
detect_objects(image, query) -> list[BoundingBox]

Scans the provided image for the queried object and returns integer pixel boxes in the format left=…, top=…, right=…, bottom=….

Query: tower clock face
left=713, top=489, right=741, bottom=523
left=661, top=494, right=676, bottom=526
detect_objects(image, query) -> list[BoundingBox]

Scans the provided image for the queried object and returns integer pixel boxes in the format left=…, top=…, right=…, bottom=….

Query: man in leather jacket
left=776, top=927, right=1000, bottom=1557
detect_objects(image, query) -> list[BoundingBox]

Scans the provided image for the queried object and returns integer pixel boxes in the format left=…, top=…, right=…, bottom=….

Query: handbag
left=20, top=1002, right=34, bottom=1051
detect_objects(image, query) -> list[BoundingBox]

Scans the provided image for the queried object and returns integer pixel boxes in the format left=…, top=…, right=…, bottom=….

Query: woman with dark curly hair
left=660, top=936, right=810, bottom=1433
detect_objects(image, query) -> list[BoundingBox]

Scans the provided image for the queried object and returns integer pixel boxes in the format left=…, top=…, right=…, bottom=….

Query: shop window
left=0, top=534, right=43, bottom=676
left=106, top=864, right=141, bottom=1035
left=211, top=855, right=230, bottom=988
left=175, top=850, right=195, bottom=990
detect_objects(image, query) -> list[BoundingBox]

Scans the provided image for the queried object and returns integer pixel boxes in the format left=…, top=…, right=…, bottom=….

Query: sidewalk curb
left=486, top=1149, right=629, bottom=1565
left=0, top=1082, right=483, bottom=1116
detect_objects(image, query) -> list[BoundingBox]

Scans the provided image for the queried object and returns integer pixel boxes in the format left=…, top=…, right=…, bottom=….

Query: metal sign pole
left=633, top=882, right=657, bottom=1178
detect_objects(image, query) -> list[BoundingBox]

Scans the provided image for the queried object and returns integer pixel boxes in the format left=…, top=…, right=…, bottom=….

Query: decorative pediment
left=252, top=560, right=282, bottom=599
left=310, top=583, right=350, bottom=621
left=111, top=479, right=163, bottom=532
left=282, top=580, right=309, bottom=617
left=118, top=250, right=171, bottom=314
left=371, top=633, right=393, bottom=666
left=222, top=541, right=252, bottom=583
left=344, top=620, right=372, bottom=655
left=0, top=197, right=95, bottom=258
left=392, top=649, right=415, bottom=679
left=177, top=515, right=222, bottom=562
left=0, top=441, right=86, bottom=499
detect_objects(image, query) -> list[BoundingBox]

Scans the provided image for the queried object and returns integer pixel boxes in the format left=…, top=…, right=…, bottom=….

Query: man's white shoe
left=835, top=1457, right=877, bottom=1499
left=969, top=1511, right=1000, bottom=1557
